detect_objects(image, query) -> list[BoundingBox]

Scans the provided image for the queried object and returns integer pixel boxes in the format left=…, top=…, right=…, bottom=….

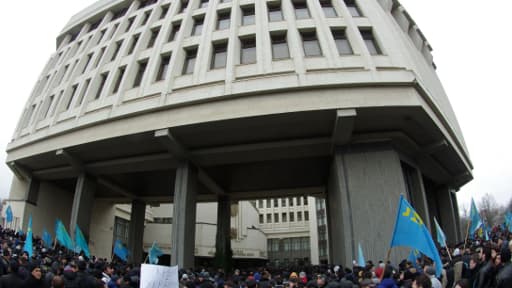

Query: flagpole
left=379, top=248, right=392, bottom=282
left=463, top=219, right=471, bottom=251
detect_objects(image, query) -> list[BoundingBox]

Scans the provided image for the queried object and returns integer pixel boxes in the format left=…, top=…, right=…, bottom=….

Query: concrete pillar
left=25, top=178, right=40, bottom=206
left=451, top=192, right=462, bottom=242
left=128, top=200, right=146, bottom=265
left=436, top=187, right=459, bottom=245
left=171, top=162, right=197, bottom=269
left=70, top=173, right=96, bottom=240
left=214, top=196, right=233, bottom=271
left=408, top=168, right=431, bottom=232
left=326, top=144, right=408, bottom=267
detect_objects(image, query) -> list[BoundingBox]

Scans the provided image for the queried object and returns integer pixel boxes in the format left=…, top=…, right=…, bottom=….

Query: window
left=147, top=27, right=160, bottom=48
left=199, top=0, right=208, bottom=9
left=58, top=65, right=69, bottom=85
left=297, top=196, right=301, bottom=206
left=140, top=11, right=151, bottom=26
left=281, top=198, right=287, bottom=207
left=89, top=20, right=101, bottom=32
left=259, top=214, right=264, bottom=223
left=128, top=34, right=140, bottom=54
left=182, top=48, right=197, bottom=74
left=82, top=53, right=93, bottom=74
left=139, top=0, right=157, bottom=9
left=95, top=47, right=106, bottom=67
left=274, top=213, right=279, bottom=223
left=112, top=66, right=125, bottom=94
left=95, top=72, right=108, bottom=99
left=304, top=196, right=308, bottom=205
left=320, top=0, right=337, bottom=17
left=289, top=196, right=294, bottom=206
left=297, top=211, right=303, bottom=221
left=211, top=42, right=227, bottom=69
left=133, top=60, right=148, bottom=87
left=220, top=0, right=231, bottom=3
left=111, top=40, right=123, bottom=61
left=304, top=211, right=309, bottom=221
left=217, top=11, right=230, bottom=30
left=271, top=33, right=289, bottom=59
left=192, top=17, right=204, bottom=36
left=292, top=1, right=310, bottom=19
left=344, top=0, right=362, bottom=17
left=241, top=6, right=255, bottom=25
left=266, top=199, right=271, bottom=208
left=112, top=8, right=127, bottom=21
left=301, top=30, right=322, bottom=56
left=125, top=17, right=135, bottom=32
left=332, top=29, right=352, bottom=55
left=282, top=213, right=287, bottom=222
left=97, top=29, right=106, bottom=44
left=267, top=213, right=272, bottom=223
left=156, top=54, right=171, bottom=81
left=152, top=217, right=172, bottom=224
left=290, top=211, right=295, bottom=222
left=160, top=5, right=169, bottom=19
left=179, top=1, right=188, bottom=13
left=240, top=36, right=256, bottom=64
left=109, top=24, right=119, bottom=39
left=258, top=199, right=264, bottom=208
left=168, top=22, right=181, bottom=42
left=360, top=29, right=381, bottom=55
left=267, top=2, right=283, bottom=22
left=43, top=95, right=55, bottom=118
left=78, top=79, right=90, bottom=105
left=66, top=84, right=78, bottom=109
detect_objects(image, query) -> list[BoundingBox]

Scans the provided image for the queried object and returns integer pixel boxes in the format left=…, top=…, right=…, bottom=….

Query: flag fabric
left=74, top=225, right=91, bottom=258
left=390, top=195, right=443, bottom=277
left=42, top=228, right=53, bottom=248
left=55, top=219, right=74, bottom=250
left=23, top=215, right=33, bottom=258
left=469, top=198, right=482, bottom=235
left=357, top=242, right=366, bottom=267
left=114, top=239, right=129, bottom=261
left=5, top=205, right=13, bottom=223
left=505, top=212, right=512, bottom=231
left=408, top=249, right=422, bottom=269
left=148, top=241, right=164, bottom=264
left=433, top=217, right=447, bottom=248
left=17, top=228, right=24, bottom=236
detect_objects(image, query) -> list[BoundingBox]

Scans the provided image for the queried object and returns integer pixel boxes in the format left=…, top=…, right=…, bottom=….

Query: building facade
left=5, top=0, right=472, bottom=268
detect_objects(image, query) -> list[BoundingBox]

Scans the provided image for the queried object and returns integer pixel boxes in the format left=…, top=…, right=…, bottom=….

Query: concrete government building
left=4, top=0, right=472, bottom=268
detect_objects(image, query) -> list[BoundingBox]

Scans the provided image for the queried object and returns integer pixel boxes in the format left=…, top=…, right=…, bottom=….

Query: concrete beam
left=8, top=161, right=32, bottom=181
left=332, top=109, right=357, bottom=147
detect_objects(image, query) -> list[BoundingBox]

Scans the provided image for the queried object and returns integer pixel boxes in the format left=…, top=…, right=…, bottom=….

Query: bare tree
left=478, top=193, right=505, bottom=226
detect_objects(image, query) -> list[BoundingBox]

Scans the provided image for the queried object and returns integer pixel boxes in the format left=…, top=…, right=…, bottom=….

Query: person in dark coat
left=23, top=263, right=46, bottom=288
left=474, top=246, right=495, bottom=288
left=0, top=260, right=24, bottom=288
left=496, top=249, right=512, bottom=288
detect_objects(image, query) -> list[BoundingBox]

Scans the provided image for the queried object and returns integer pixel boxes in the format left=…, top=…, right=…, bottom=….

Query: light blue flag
left=408, top=249, right=422, bottom=269
left=5, top=205, right=13, bottom=223
left=23, top=215, right=33, bottom=258
left=469, top=198, right=482, bottom=236
left=390, top=195, right=443, bottom=277
left=42, top=228, right=53, bottom=248
left=75, top=225, right=91, bottom=258
left=434, top=217, right=447, bottom=248
left=55, top=219, right=74, bottom=250
left=357, top=243, right=366, bottom=267
left=113, top=239, right=129, bottom=261
left=505, top=212, right=512, bottom=231
left=149, top=241, right=164, bottom=264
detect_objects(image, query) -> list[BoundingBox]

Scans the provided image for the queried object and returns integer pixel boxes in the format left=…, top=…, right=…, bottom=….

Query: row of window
left=259, top=211, right=310, bottom=224
left=268, top=237, right=310, bottom=252
left=257, top=196, right=309, bottom=209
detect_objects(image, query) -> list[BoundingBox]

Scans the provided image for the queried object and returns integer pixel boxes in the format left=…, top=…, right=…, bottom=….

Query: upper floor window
left=156, top=54, right=171, bottom=81
left=320, top=0, right=337, bottom=18
left=332, top=29, right=353, bottom=55
left=199, top=0, right=209, bottom=9
left=179, top=0, right=189, bottom=13
left=211, top=42, right=228, bottom=69
left=271, top=33, right=289, bottom=60
left=147, top=27, right=160, bottom=48
left=344, top=0, right=362, bottom=17
left=301, top=30, right=322, bottom=56
left=217, top=11, right=231, bottom=30
left=240, top=36, right=256, bottom=64
left=182, top=48, right=197, bottom=74
left=292, top=1, right=310, bottom=19
left=140, top=11, right=151, bottom=26
left=241, top=6, right=255, bottom=25
left=360, top=29, right=381, bottom=55
left=133, top=60, right=148, bottom=87
left=192, top=17, right=204, bottom=36
left=168, top=22, right=181, bottom=42
left=267, top=2, right=283, bottom=22
left=160, top=5, right=169, bottom=19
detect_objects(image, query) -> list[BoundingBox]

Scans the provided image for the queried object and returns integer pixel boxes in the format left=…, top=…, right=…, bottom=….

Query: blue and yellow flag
left=55, top=219, right=74, bottom=250
left=149, top=241, right=164, bottom=264
left=505, top=211, right=512, bottom=232
left=5, top=205, right=13, bottom=223
left=357, top=243, right=366, bottom=267
left=114, top=239, right=129, bottom=261
left=75, top=225, right=91, bottom=258
left=408, top=249, right=422, bottom=269
left=434, top=217, right=447, bottom=248
left=23, top=215, right=33, bottom=258
left=42, top=228, right=53, bottom=248
left=390, top=195, right=442, bottom=277
left=469, top=198, right=482, bottom=235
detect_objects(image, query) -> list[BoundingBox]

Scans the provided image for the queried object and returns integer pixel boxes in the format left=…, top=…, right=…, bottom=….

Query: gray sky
left=0, top=1, right=511, bottom=212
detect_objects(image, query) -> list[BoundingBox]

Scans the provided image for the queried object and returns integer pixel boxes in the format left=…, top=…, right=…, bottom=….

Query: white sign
left=140, top=264, right=179, bottom=288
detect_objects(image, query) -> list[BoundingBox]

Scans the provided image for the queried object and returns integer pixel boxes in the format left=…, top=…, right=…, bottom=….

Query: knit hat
left=290, top=272, right=298, bottom=279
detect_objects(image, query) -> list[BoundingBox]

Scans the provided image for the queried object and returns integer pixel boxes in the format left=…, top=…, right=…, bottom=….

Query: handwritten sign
left=140, top=264, right=179, bottom=288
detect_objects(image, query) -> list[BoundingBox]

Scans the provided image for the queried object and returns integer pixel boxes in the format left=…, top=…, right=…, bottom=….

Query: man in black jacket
left=0, top=260, right=24, bottom=288
left=474, top=246, right=495, bottom=288
left=496, top=249, right=512, bottom=288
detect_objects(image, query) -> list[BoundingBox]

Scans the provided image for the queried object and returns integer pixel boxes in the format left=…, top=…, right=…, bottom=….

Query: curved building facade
left=5, top=0, right=472, bottom=267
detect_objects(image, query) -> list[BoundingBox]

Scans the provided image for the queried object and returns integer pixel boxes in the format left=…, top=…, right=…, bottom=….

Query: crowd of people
left=0, top=225, right=511, bottom=288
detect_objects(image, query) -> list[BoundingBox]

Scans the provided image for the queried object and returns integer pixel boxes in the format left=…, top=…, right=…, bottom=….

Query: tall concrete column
left=436, top=187, right=459, bottom=245
left=326, top=144, right=408, bottom=267
left=408, top=168, right=431, bottom=232
left=214, top=196, right=233, bottom=271
left=70, top=173, right=96, bottom=240
left=171, top=162, right=197, bottom=269
left=128, top=200, right=146, bottom=265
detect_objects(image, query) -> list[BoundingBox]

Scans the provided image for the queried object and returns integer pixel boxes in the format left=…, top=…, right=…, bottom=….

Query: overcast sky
left=0, top=1, right=510, bottom=213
